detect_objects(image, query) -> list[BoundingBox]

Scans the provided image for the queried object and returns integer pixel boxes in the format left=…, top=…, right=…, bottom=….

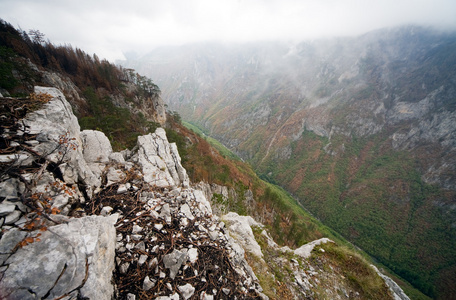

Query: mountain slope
left=121, top=26, right=456, bottom=299
left=0, top=19, right=410, bottom=299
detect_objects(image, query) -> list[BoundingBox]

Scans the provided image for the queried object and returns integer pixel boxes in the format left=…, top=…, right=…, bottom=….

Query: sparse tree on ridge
left=28, top=29, right=45, bottom=44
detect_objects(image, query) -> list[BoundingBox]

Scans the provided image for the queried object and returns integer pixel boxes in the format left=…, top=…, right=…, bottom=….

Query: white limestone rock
left=143, top=276, right=156, bottom=291
left=178, top=283, right=195, bottom=300
left=21, top=87, right=100, bottom=188
left=4, top=210, right=21, bottom=225
left=0, top=153, right=31, bottom=165
left=40, top=70, right=84, bottom=111
left=80, top=130, right=113, bottom=163
left=0, top=214, right=118, bottom=300
left=221, top=213, right=262, bottom=293
left=135, top=128, right=189, bottom=188
left=0, top=203, right=16, bottom=217
left=163, top=249, right=188, bottom=280
left=193, top=189, right=213, bottom=216
left=156, top=293, right=179, bottom=300
left=101, top=206, right=114, bottom=216
left=106, top=167, right=125, bottom=186
left=371, top=265, right=410, bottom=300
left=223, top=212, right=264, bottom=258
left=180, top=203, right=194, bottom=220
left=187, top=247, right=198, bottom=263
left=169, top=142, right=189, bottom=188
left=138, top=254, right=148, bottom=266
left=109, top=152, right=126, bottom=164
left=59, top=162, right=79, bottom=184
left=294, top=238, right=333, bottom=259
left=159, top=203, right=172, bottom=224
left=0, top=178, right=19, bottom=200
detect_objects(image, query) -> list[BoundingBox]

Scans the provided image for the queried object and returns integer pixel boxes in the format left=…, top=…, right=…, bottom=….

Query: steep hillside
left=121, top=26, right=456, bottom=299
left=0, top=19, right=165, bottom=150
left=0, top=20, right=412, bottom=299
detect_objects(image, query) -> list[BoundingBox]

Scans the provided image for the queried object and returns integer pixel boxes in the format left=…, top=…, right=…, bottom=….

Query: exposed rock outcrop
left=0, top=86, right=408, bottom=299
left=40, top=69, right=86, bottom=114
left=0, top=87, right=117, bottom=299
left=0, top=87, right=264, bottom=299
left=223, top=212, right=408, bottom=300
left=110, top=81, right=167, bottom=125
left=133, top=129, right=189, bottom=188
left=0, top=214, right=117, bottom=300
left=371, top=265, right=411, bottom=300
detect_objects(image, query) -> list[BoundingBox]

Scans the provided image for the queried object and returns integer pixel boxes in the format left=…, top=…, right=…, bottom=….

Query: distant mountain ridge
left=120, top=26, right=456, bottom=299
left=121, top=25, right=456, bottom=190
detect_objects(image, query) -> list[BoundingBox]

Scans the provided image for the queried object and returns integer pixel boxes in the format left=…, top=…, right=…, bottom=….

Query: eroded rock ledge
left=0, top=87, right=265, bottom=299
left=0, top=87, right=408, bottom=299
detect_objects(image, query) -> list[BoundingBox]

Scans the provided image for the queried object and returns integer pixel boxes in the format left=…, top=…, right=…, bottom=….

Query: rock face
left=40, top=69, right=86, bottom=115
left=20, top=87, right=101, bottom=189
left=0, top=87, right=262, bottom=299
left=80, top=130, right=113, bottom=163
left=110, top=81, right=167, bottom=125
left=224, top=212, right=408, bottom=300
left=0, top=86, right=405, bottom=299
left=0, top=87, right=117, bottom=299
left=223, top=212, right=264, bottom=258
left=371, top=265, right=411, bottom=300
left=133, top=129, right=189, bottom=188
left=0, top=215, right=117, bottom=300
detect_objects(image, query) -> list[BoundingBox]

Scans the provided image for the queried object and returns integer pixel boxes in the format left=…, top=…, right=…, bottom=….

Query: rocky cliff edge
left=0, top=87, right=265, bottom=299
left=0, top=87, right=407, bottom=299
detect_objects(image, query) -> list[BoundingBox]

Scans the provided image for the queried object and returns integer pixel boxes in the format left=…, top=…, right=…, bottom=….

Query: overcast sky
left=1, top=0, right=456, bottom=61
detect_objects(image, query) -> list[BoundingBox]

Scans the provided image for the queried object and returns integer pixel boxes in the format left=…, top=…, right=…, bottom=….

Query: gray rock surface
left=223, top=210, right=408, bottom=299
left=223, top=212, right=264, bottom=258
left=134, top=128, right=189, bottom=188
left=0, top=85, right=406, bottom=299
left=178, top=283, right=195, bottom=299
left=371, top=265, right=411, bottom=300
left=80, top=130, right=113, bottom=163
left=163, top=249, right=188, bottom=280
left=0, top=214, right=118, bottom=300
left=21, top=87, right=100, bottom=188
left=0, top=203, right=16, bottom=217
left=40, top=70, right=85, bottom=114
left=294, top=238, right=333, bottom=259
left=0, top=178, right=19, bottom=200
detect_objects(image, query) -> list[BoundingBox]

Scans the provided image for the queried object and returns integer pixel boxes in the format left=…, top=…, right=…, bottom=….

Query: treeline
left=0, top=19, right=159, bottom=98
left=0, top=19, right=165, bottom=151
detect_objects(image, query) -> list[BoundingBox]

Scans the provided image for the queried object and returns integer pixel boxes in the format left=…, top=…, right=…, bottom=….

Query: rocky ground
left=0, top=87, right=266, bottom=299
left=0, top=87, right=407, bottom=299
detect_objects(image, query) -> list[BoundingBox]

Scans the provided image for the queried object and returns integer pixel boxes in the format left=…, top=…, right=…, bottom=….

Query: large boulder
left=0, top=214, right=118, bottom=300
left=134, top=128, right=189, bottom=188
left=223, top=212, right=264, bottom=258
left=21, top=87, right=100, bottom=188
left=80, top=130, right=113, bottom=163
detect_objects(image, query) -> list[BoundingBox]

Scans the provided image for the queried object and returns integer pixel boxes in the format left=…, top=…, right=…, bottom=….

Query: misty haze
left=1, top=1, right=456, bottom=299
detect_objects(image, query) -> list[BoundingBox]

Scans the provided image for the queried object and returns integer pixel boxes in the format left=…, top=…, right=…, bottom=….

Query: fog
left=1, top=0, right=456, bottom=61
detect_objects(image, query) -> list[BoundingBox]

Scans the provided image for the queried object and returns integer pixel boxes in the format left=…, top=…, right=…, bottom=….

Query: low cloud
left=1, top=0, right=455, bottom=61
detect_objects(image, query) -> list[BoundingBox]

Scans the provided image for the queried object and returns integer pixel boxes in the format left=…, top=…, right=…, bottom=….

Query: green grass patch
left=79, top=87, right=159, bottom=150
left=183, top=121, right=240, bottom=161
left=316, top=243, right=393, bottom=299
